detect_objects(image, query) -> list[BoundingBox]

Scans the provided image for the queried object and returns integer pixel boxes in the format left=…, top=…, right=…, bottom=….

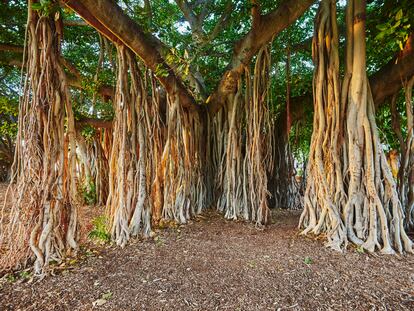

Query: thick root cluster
left=107, top=46, right=211, bottom=247
left=0, top=7, right=79, bottom=274
left=300, top=0, right=413, bottom=254
left=214, top=47, right=274, bottom=225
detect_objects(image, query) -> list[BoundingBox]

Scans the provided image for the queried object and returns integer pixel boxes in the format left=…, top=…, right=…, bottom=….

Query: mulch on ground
left=0, top=183, right=413, bottom=311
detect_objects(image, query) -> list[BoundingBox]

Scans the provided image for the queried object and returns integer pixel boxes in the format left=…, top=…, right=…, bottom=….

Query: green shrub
left=82, top=178, right=97, bottom=205
left=88, top=216, right=111, bottom=243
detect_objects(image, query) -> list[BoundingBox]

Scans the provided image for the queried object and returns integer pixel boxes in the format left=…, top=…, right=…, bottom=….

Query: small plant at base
left=304, top=257, right=313, bottom=265
left=18, top=270, right=32, bottom=279
left=248, top=261, right=257, bottom=268
left=5, top=274, right=16, bottom=283
left=88, top=216, right=111, bottom=243
left=154, top=236, right=164, bottom=247
left=101, top=291, right=113, bottom=300
left=356, top=245, right=365, bottom=254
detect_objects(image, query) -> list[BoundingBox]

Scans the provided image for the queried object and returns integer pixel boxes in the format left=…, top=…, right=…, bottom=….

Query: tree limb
left=0, top=43, right=24, bottom=53
left=207, top=0, right=316, bottom=115
left=371, top=34, right=414, bottom=106
left=0, top=48, right=115, bottom=98
left=286, top=35, right=414, bottom=126
left=63, top=0, right=199, bottom=113
left=75, top=117, right=112, bottom=129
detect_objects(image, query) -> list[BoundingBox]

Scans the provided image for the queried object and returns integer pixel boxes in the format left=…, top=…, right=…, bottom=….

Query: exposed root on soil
left=214, top=46, right=274, bottom=225
left=106, top=46, right=211, bottom=247
left=300, top=0, right=413, bottom=254
left=0, top=4, right=79, bottom=274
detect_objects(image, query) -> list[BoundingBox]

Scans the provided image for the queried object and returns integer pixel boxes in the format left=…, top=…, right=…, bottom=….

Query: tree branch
left=63, top=19, right=88, bottom=27
left=0, top=48, right=115, bottom=99
left=63, top=0, right=199, bottom=113
left=76, top=117, right=112, bottom=129
left=285, top=35, right=414, bottom=127
left=0, top=43, right=24, bottom=53
left=371, top=33, right=414, bottom=106
left=207, top=0, right=316, bottom=115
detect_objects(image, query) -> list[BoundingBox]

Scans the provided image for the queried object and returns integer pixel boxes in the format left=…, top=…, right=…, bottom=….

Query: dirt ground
left=0, top=183, right=414, bottom=311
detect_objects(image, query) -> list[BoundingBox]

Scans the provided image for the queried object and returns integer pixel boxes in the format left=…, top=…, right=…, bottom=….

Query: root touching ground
left=214, top=46, right=273, bottom=225
left=0, top=4, right=79, bottom=274
left=300, top=0, right=413, bottom=254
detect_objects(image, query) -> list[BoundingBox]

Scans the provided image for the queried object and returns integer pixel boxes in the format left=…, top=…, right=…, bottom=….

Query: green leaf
left=356, top=245, right=365, bottom=254
left=376, top=24, right=388, bottom=31
left=101, top=291, right=113, bottom=300
left=154, top=64, right=169, bottom=78
left=392, top=20, right=401, bottom=29
left=375, top=32, right=386, bottom=41
left=31, top=3, right=42, bottom=11
left=40, top=0, right=51, bottom=6
left=395, top=9, right=403, bottom=21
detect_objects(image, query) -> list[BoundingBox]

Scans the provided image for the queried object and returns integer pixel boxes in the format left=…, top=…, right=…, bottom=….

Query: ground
left=1, top=183, right=414, bottom=311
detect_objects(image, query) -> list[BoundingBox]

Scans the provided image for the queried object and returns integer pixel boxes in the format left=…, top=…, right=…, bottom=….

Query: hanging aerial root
left=0, top=3, right=79, bottom=274
left=300, top=0, right=413, bottom=254
left=107, top=46, right=210, bottom=247
left=405, top=76, right=414, bottom=228
left=75, top=128, right=109, bottom=206
left=393, top=76, right=414, bottom=229
left=214, top=45, right=274, bottom=225
left=160, top=94, right=210, bottom=223
left=299, top=0, right=346, bottom=251
left=106, top=45, right=152, bottom=247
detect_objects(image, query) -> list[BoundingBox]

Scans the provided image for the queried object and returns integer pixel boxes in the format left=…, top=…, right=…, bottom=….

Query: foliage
left=0, top=0, right=411, bottom=186
left=374, top=1, right=413, bottom=51
left=31, top=0, right=60, bottom=16
left=0, top=96, right=18, bottom=139
left=88, top=216, right=111, bottom=243
left=82, top=177, right=97, bottom=205
left=80, top=125, right=96, bottom=141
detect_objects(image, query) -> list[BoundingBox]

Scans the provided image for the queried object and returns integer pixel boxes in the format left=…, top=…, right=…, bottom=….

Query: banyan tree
left=299, top=0, right=412, bottom=253
left=0, top=0, right=414, bottom=275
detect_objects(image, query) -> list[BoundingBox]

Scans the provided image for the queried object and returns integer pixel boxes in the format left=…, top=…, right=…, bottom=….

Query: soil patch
left=0, top=184, right=413, bottom=310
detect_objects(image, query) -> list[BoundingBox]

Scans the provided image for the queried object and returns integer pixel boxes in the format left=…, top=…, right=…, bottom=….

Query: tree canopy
left=0, top=0, right=413, bottom=169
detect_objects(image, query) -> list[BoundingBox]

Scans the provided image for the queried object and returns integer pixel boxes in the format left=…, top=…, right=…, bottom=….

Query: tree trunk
left=0, top=1, right=79, bottom=274
left=214, top=46, right=273, bottom=224
left=300, top=0, right=413, bottom=254
left=393, top=76, right=414, bottom=228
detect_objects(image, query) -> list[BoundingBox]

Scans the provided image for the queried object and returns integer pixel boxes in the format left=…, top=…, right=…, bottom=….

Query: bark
left=207, top=0, right=316, bottom=115
left=0, top=1, right=79, bottom=274
left=63, top=0, right=199, bottom=112
left=299, top=0, right=413, bottom=254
